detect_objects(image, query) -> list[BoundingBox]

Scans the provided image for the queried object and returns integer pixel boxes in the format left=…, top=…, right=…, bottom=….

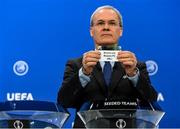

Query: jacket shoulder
left=66, top=57, right=83, bottom=69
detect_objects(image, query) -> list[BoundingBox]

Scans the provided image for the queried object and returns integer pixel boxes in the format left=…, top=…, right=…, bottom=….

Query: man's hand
left=82, top=50, right=101, bottom=75
left=117, top=51, right=137, bottom=77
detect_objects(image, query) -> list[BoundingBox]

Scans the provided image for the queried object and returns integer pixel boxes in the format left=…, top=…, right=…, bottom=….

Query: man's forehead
left=93, top=10, right=119, bottom=22
left=98, top=8, right=114, bottom=13
left=95, top=8, right=116, bottom=15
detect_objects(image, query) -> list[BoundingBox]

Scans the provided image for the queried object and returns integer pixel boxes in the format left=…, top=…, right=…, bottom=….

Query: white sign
left=99, top=50, right=119, bottom=62
left=7, top=93, right=34, bottom=101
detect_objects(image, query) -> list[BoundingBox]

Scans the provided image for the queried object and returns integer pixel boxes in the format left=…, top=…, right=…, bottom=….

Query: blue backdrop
left=0, top=0, right=180, bottom=127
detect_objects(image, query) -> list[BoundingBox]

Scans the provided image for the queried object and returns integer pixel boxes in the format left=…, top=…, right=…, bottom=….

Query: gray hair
left=90, top=5, right=123, bottom=27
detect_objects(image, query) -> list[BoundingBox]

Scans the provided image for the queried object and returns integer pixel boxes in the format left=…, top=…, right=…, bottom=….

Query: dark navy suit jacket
left=57, top=57, right=157, bottom=128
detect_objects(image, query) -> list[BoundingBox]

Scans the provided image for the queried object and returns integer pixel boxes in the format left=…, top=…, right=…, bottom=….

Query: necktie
left=103, top=61, right=112, bottom=86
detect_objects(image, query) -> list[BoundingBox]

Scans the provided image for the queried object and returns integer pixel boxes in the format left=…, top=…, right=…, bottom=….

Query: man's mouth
left=101, top=34, right=112, bottom=36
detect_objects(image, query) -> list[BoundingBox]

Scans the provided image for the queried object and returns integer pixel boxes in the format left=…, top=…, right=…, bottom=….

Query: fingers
left=82, top=51, right=101, bottom=75
left=117, top=51, right=137, bottom=67
left=84, top=62, right=98, bottom=68
left=117, top=51, right=138, bottom=76
left=83, top=51, right=100, bottom=65
left=118, top=51, right=135, bottom=59
left=84, top=51, right=101, bottom=59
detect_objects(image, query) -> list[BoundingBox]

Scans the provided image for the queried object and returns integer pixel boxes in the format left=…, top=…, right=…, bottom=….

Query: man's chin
left=97, top=42, right=117, bottom=46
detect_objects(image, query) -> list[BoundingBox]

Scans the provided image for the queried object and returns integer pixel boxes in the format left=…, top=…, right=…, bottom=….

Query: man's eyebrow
left=109, top=20, right=116, bottom=22
left=97, top=19, right=116, bottom=22
left=96, top=19, right=105, bottom=22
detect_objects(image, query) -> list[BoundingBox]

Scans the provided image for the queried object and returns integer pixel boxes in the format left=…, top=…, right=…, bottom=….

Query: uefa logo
left=13, top=120, right=24, bottom=129
left=145, top=60, right=158, bottom=76
left=116, top=119, right=126, bottom=128
left=13, top=60, right=29, bottom=76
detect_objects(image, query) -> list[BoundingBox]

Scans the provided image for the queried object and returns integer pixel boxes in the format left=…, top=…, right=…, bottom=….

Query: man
left=57, top=5, right=158, bottom=128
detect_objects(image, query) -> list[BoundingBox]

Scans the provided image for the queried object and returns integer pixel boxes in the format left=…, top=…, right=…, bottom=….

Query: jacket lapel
left=109, top=62, right=126, bottom=96
left=92, top=62, right=107, bottom=94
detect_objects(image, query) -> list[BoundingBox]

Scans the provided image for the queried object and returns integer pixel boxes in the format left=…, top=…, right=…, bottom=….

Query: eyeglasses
left=93, top=20, right=120, bottom=27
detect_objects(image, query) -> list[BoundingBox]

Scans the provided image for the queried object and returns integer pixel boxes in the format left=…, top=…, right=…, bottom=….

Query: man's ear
left=119, top=28, right=123, bottom=37
left=90, top=27, right=94, bottom=37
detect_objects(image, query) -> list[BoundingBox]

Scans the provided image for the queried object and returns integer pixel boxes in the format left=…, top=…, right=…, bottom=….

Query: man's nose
left=103, top=23, right=110, bottom=31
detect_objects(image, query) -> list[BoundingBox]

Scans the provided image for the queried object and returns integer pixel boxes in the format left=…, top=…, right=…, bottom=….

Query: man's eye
left=109, top=22, right=116, bottom=25
left=97, top=22, right=104, bottom=25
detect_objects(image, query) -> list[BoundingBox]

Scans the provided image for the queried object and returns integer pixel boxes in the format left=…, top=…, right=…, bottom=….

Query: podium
left=78, top=100, right=165, bottom=128
left=0, top=101, right=69, bottom=128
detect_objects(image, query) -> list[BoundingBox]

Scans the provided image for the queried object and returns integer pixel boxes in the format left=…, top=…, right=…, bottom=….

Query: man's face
left=90, top=8, right=123, bottom=46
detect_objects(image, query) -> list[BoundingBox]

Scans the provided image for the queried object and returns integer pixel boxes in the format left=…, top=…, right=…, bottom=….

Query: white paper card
left=99, top=50, right=119, bottom=62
